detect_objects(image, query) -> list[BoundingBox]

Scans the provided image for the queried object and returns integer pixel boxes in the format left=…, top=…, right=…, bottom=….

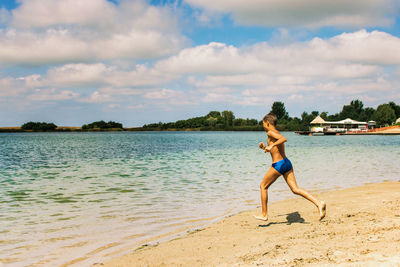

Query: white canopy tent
left=310, top=117, right=366, bottom=126
left=310, top=115, right=326, bottom=124
left=310, top=116, right=367, bottom=132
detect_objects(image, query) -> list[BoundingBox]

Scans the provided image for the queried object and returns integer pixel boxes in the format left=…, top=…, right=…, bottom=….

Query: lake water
left=1, top=132, right=399, bottom=266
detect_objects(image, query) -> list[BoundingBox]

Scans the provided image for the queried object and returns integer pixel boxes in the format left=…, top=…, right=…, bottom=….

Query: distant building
left=310, top=116, right=368, bottom=134
left=396, top=118, right=400, bottom=124
left=368, top=121, right=376, bottom=129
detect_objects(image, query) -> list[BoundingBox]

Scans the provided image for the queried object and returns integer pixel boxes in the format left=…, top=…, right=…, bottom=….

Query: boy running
left=255, top=113, right=326, bottom=221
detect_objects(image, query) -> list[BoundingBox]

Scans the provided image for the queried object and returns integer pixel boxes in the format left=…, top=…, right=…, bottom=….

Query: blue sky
left=1, top=0, right=400, bottom=126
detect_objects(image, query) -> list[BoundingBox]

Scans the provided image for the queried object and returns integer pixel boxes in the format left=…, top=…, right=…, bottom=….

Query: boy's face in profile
left=262, top=121, right=270, bottom=131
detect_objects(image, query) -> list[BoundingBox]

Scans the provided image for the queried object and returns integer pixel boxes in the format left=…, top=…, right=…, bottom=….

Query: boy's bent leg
left=256, top=167, right=280, bottom=221
left=283, top=169, right=326, bottom=220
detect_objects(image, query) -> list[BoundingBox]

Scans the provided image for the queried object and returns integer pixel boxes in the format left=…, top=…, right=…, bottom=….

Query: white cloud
left=0, top=76, right=25, bottom=97
left=0, top=0, right=186, bottom=66
left=201, top=87, right=234, bottom=103
left=2, top=29, right=400, bottom=113
left=156, top=30, right=398, bottom=91
left=309, top=30, right=400, bottom=65
left=155, top=42, right=258, bottom=75
left=98, top=87, right=144, bottom=96
left=288, top=94, right=304, bottom=101
left=127, top=104, right=145, bottom=110
left=144, top=88, right=180, bottom=99
left=107, top=103, right=120, bottom=109
left=79, top=91, right=114, bottom=103
left=142, top=88, right=195, bottom=106
left=152, top=29, right=400, bottom=107
left=46, top=64, right=111, bottom=87
left=30, top=88, right=79, bottom=101
left=184, top=0, right=399, bottom=28
left=11, top=0, right=117, bottom=29
left=102, top=65, right=176, bottom=88
left=43, top=63, right=174, bottom=89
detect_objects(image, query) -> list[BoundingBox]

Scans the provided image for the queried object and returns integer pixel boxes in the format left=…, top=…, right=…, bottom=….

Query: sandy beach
left=346, top=126, right=400, bottom=135
left=97, top=181, right=400, bottom=267
left=370, top=127, right=400, bottom=134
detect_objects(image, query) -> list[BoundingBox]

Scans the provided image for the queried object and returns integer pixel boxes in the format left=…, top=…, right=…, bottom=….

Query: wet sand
left=96, top=181, right=400, bottom=266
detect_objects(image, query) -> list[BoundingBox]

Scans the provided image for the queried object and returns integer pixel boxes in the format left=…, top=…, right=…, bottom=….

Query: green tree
left=359, top=107, right=375, bottom=121
left=320, top=112, right=328, bottom=120
left=82, top=120, right=123, bottom=130
left=21, top=122, right=57, bottom=131
left=372, top=104, right=396, bottom=126
left=233, top=118, right=245, bottom=126
left=207, top=111, right=221, bottom=118
left=350, top=99, right=364, bottom=114
left=286, top=117, right=302, bottom=131
left=327, top=113, right=340, bottom=121
left=174, top=120, right=186, bottom=128
left=206, top=117, right=218, bottom=127
left=270, top=101, right=289, bottom=120
left=247, top=118, right=258, bottom=126
left=221, top=110, right=235, bottom=126
left=339, top=99, right=364, bottom=120
left=388, top=101, right=400, bottom=118
left=340, top=105, right=357, bottom=120
left=300, top=112, right=316, bottom=130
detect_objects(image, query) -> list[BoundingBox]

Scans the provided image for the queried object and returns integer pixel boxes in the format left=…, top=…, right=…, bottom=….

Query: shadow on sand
left=258, top=211, right=309, bottom=227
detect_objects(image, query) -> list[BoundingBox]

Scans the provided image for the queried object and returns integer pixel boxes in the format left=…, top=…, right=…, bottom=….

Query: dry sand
left=96, top=182, right=400, bottom=267
left=345, top=126, right=400, bottom=135
left=375, top=128, right=400, bottom=134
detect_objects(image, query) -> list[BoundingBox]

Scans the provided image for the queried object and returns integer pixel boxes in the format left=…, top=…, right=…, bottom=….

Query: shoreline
left=96, top=181, right=400, bottom=267
left=0, top=127, right=264, bottom=132
left=2, top=126, right=399, bottom=134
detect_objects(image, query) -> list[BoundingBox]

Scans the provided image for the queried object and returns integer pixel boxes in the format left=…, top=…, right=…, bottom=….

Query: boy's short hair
left=263, top=113, right=277, bottom=126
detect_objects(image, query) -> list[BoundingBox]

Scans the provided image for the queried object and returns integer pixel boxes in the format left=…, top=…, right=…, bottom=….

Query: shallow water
left=1, top=132, right=399, bottom=266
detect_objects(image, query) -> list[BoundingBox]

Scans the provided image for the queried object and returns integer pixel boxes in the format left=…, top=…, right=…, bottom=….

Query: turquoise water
left=1, top=132, right=399, bottom=266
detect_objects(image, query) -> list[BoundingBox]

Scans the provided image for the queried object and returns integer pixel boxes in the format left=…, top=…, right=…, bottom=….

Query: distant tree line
left=143, top=100, right=400, bottom=131
left=21, top=121, right=57, bottom=131
left=143, top=110, right=262, bottom=131
left=82, top=120, right=123, bottom=130
left=10, top=120, right=123, bottom=132
left=8, top=100, right=400, bottom=133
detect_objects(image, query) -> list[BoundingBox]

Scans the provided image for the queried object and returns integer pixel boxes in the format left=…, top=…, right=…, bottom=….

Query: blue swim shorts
left=272, top=157, right=293, bottom=175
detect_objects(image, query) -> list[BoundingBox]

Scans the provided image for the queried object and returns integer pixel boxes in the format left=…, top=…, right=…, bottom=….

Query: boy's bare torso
left=267, top=130, right=286, bottom=163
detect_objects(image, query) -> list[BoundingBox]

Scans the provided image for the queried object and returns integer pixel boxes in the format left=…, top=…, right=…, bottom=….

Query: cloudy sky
left=1, top=0, right=400, bottom=126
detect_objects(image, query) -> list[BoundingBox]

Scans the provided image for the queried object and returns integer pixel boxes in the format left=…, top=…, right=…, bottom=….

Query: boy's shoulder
left=267, top=129, right=285, bottom=139
left=267, top=129, right=281, bottom=135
